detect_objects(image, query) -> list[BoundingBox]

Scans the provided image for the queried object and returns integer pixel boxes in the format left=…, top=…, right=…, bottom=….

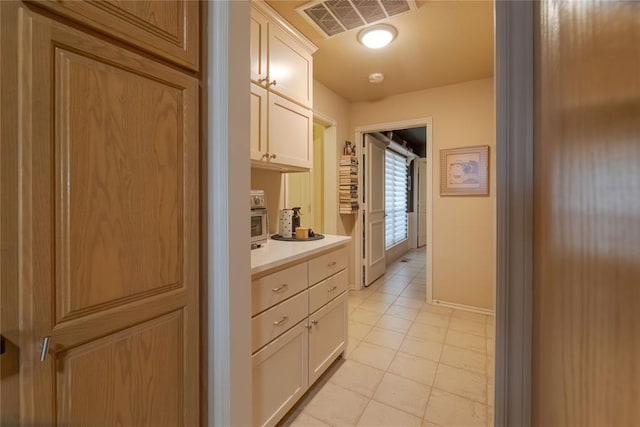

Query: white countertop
left=251, top=234, right=351, bottom=275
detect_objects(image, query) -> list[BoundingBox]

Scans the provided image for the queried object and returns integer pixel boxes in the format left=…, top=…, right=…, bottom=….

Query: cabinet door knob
left=270, top=153, right=277, bottom=160
left=258, top=77, right=268, bottom=84
left=311, top=319, right=318, bottom=325
left=269, top=80, right=277, bottom=86
left=273, top=316, right=289, bottom=326
left=261, top=152, right=270, bottom=160
left=272, top=284, right=288, bottom=293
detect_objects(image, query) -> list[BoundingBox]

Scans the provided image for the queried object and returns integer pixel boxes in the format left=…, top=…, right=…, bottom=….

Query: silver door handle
left=273, top=316, right=289, bottom=326
left=40, top=336, right=50, bottom=362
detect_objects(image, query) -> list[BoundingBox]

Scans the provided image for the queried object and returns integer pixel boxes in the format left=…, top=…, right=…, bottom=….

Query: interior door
left=417, top=159, right=427, bottom=248
left=16, top=10, right=199, bottom=425
left=364, top=134, right=386, bottom=285
left=533, top=1, right=640, bottom=425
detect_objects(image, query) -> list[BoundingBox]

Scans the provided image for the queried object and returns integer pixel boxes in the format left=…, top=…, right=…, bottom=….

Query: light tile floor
left=280, top=248, right=495, bottom=427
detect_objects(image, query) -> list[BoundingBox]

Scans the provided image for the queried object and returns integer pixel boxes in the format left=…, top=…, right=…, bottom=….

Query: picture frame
left=440, top=145, right=490, bottom=196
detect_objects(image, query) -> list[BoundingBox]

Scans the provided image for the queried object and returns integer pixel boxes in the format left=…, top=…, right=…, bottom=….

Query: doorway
left=355, top=118, right=433, bottom=296
left=285, top=114, right=338, bottom=234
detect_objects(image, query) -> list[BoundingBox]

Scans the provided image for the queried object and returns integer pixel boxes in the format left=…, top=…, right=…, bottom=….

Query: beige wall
left=313, top=80, right=357, bottom=288
left=350, top=78, right=496, bottom=311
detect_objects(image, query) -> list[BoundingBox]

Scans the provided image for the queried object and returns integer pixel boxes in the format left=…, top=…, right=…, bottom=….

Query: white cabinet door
left=250, top=9, right=268, bottom=83
left=250, top=83, right=268, bottom=162
left=268, top=92, right=312, bottom=169
left=308, top=292, right=347, bottom=385
left=268, top=23, right=313, bottom=108
left=253, top=321, right=309, bottom=427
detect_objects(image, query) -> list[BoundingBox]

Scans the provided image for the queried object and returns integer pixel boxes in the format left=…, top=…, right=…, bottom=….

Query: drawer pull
left=328, top=286, right=338, bottom=292
left=273, top=316, right=289, bottom=326
left=272, top=283, right=288, bottom=293
left=311, top=320, right=318, bottom=325
left=328, top=261, right=337, bottom=267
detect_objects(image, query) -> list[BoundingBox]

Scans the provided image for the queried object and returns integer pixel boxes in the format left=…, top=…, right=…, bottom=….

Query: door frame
left=353, top=118, right=433, bottom=291
left=314, top=111, right=338, bottom=235
left=494, top=2, right=534, bottom=427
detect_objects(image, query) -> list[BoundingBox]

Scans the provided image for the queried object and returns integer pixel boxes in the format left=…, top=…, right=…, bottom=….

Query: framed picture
left=440, top=145, right=490, bottom=196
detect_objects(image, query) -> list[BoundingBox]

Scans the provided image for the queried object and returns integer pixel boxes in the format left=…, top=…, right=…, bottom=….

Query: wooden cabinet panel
left=267, top=23, right=313, bottom=108
left=55, top=47, right=182, bottom=322
left=308, top=246, right=348, bottom=286
left=253, top=321, right=309, bottom=427
left=308, top=293, right=347, bottom=385
left=309, top=268, right=349, bottom=314
left=250, top=9, right=268, bottom=83
left=16, top=10, right=199, bottom=425
left=57, top=311, right=183, bottom=426
left=252, top=262, right=308, bottom=316
left=30, top=0, right=199, bottom=70
left=250, top=82, right=268, bottom=162
left=252, top=290, right=308, bottom=353
left=267, top=93, right=312, bottom=170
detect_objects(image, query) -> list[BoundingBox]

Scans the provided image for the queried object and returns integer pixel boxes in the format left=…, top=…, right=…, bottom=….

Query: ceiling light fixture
left=358, top=24, right=398, bottom=49
left=368, top=73, right=384, bottom=84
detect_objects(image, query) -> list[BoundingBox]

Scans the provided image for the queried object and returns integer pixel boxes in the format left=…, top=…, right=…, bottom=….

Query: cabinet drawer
left=252, top=262, right=307, bottom=316
left=309, top=269, right=349, bottom=314
left=308, top=246, right=348, bottom=285
left=252, top=290, right=308, bottom=353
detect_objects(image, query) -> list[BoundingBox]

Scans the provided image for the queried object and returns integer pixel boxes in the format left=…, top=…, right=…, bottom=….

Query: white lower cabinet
left=308, top=292, right=347, bottom=385
left=252, top=321, right=309, bottom=427
left=252, top=246, right=349, bottom=427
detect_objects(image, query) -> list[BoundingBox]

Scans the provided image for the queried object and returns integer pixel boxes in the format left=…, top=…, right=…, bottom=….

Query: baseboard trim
left=432, top=300, right=495, bottom=316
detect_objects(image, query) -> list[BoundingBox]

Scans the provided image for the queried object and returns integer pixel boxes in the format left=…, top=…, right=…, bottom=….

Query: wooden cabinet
left=251, top=245, right=349, bottom=427
left=266, top=93, right=313, bottom=168
left=250, top=5, right=313, bottom=108
left=308, top=293, right=348, bottom=385
left=250, top=3, right=316, bottom=171
left=267, top=23, right=313, bottom=108
left=2, top=4, right=200, bottom=425
left=250, top=6, right=269, bottom=83
left=29, top=0, right=199, bottom=70
left=253, top=321, right=309, bottom=427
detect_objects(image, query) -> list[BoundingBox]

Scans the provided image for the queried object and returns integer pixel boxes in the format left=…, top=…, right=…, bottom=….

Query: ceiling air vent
left=298, top=0, right=417, bottom=38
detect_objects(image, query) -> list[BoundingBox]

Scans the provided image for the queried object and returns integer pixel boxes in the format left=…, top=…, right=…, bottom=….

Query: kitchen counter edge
left=251, top=234, right=352, bottom=276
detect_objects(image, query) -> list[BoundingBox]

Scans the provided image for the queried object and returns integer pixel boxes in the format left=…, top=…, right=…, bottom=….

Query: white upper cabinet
left=267, top=24, right=313, bottom=108
left=250, top=9, right=268, bottom=83
left=250, top=2, right=317, bottom=171
left=250, top=3, right=315, bottom=109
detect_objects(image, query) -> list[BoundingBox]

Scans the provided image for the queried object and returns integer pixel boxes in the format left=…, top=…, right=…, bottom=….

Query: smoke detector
left=368, top=72, right=385, bottom=84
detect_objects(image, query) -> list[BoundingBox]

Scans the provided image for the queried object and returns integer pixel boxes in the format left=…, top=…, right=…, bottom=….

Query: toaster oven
left=250, top=190, right=268, bottom=249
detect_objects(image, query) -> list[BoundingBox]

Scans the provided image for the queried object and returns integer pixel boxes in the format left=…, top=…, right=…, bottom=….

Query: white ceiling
left=266, top=0, right=494, bottom=103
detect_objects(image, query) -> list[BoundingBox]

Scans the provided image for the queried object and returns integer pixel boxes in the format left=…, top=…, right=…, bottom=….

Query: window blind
left=385, top=149, right=408, bottom=249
